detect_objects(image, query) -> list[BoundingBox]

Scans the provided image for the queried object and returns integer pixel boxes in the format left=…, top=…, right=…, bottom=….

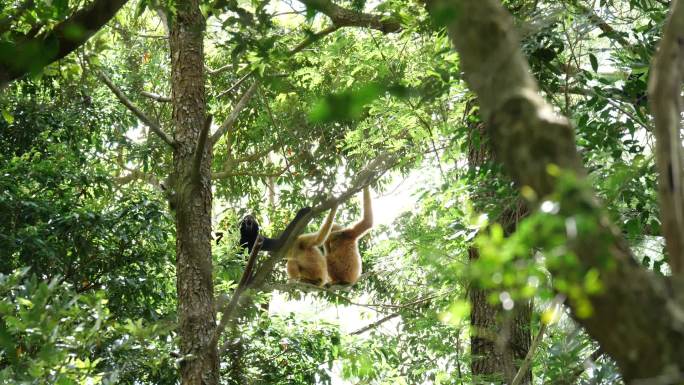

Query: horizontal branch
left=100, top=72, right=175, bottom=147
left=299, top=0, right=401, bottom=34
left=141, top=90, right=172, bottom=102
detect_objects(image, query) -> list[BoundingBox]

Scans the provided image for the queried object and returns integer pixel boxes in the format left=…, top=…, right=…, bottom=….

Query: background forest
left=1, top=0, right=683, bottom=384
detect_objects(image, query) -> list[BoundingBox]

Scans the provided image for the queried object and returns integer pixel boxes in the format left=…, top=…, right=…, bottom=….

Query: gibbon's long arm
left=261, top=207, right=312, bottom=251
left=349, top=187, right=373, bottom=238
left=300, top=205, right=338, bottom=247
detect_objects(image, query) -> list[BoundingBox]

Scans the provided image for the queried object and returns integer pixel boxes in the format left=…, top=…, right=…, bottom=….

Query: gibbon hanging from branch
left=285, top=205, right=338, bottom=286
left=324, top=186, right=373, bottom=286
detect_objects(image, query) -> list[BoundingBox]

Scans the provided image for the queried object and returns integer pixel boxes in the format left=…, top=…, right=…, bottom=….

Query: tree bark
left=169, top=1, right=219, bottom=384
left=467, top=109, right=531, bottom=385
left=425, top=0, right=684, bottom=382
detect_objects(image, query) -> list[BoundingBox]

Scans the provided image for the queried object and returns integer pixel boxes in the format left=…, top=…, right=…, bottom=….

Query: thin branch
left=141, top=90, right=172, bottom=102
left=351, top=313, right=401, bottom=335
left=290, top=26, right=340, bottom=55
left=100, top=72, right=175, bottom=147
left=648, top=0, right=684, bottom=274
left=214, top=236, right=264, bottom=352
left=192, top=115, right=213, bottom=184
left=511, top=322, right=547, bottom=385
left=210, top=82, right=259, bottom=146
left=216, top=71, right=253, bottom=98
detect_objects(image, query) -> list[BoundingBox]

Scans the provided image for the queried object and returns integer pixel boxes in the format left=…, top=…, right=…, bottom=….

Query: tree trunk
left=426, top=0, right=684, bottom=381
left=467, top=111, right=532, bottom=384
left=169, top=1, right=219, bottom=384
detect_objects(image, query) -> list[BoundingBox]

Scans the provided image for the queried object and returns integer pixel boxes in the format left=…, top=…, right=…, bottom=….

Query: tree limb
left=648, top=0, right=684, bottom=274
left=0, top=0, right=129, bottom=88
left=299, top=0, right=401, bottom=34
left=192, top=115, right=213, bottom=185
left=210, top=82, right=259, bottom=146
left=141, top=90, right=172, bottom=102
left=100, top=72, right=175, bottom=147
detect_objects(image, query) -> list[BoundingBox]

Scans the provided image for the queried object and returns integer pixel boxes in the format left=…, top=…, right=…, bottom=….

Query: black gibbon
left=286, top=205, right=338, bottom=286
left=238, top=207, right=312, bottom=253
left=324, top=186, right=373, bottom=285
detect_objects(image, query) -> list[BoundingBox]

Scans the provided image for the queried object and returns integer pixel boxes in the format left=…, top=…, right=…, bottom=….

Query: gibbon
left=324, top=186, right=373, bottom=286
left=286, top=205, right=338, bottom=286
left=238, top=207, right=312, bottom=252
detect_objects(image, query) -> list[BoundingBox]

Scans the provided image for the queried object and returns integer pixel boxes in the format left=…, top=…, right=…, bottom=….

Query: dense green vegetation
left=1, top=0, right=682, bottom=384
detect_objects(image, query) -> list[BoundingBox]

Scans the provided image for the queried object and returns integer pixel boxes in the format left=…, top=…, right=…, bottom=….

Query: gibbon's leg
left=262, top=207, right=312, bottom=251
left=298, top=205, right=338, bottom=248
left=348, top=186, right=373, bottom=238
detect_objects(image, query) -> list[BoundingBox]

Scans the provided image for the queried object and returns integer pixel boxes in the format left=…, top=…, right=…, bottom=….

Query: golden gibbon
left=286, top=205, right=338, bottom=286
left=324, top=186, right=373, bottom=286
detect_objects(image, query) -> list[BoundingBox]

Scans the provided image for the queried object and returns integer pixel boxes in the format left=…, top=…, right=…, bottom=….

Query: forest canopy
left=1, top=0, right=683, bottom=384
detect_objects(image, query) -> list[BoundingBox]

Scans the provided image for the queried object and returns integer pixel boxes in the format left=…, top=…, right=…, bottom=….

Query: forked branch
left=100, top=72, right=175, bottom=147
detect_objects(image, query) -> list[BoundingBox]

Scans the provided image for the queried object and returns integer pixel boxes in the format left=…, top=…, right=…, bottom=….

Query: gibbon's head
left=239, top=214, right=260, bottom=249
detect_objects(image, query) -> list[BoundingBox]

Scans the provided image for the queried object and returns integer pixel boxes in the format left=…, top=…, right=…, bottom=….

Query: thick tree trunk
left=426, top=0, right=684, bottom=381
left=467, top=112, right=531, bottom=384
left=169, top=1, right=219, bottom=384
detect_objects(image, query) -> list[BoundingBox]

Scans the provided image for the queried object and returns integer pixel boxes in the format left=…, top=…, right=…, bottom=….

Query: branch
left=0, top=0, right=129, bottom=88
left=192, top=115, right=213, bottom=184
left=141, top=91, right=172, bottom=102
left=210, top=82, right=259, bottom=146
left=214, top=236, right=263, bottom=352
left=100, top=72, right=175, bottom=147
left=216, top=71, right=253, bottom=98
left=299, top=0, right=401, bottom=34
left=648, top=0, right=684, bottom=274
left=290, top=26, right=340, bottom=55
left=511, top=297, right=564, bottom=385
left=570, top=0, right=631, bottom=48
left=351, top=313, right=401, bottom=335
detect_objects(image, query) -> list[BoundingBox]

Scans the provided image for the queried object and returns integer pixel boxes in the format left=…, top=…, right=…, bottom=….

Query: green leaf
left=589, top=53, right=599, bottom=72
left=2, top=110, right=14, bottom=124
